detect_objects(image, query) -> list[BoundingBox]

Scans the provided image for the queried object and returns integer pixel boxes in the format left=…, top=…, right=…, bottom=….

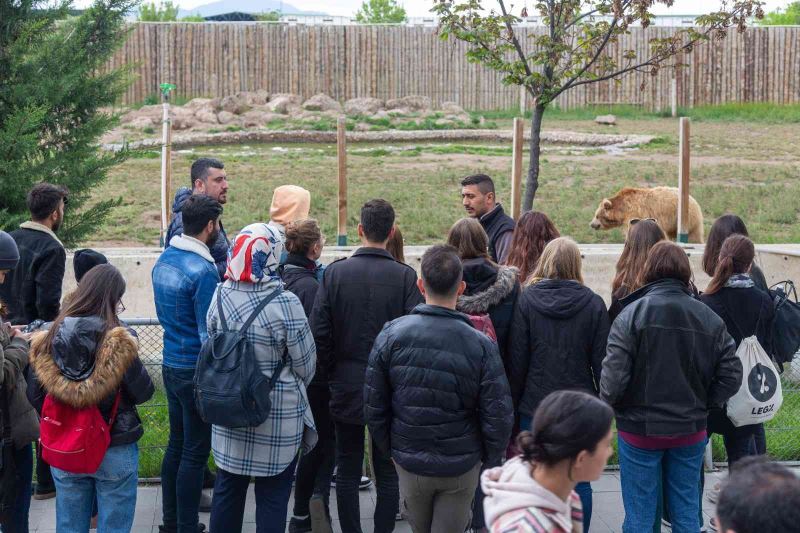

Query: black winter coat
left=601, top=279, right=741, bottom=436
left=364, top=305, right=513, bottom=477
left=311, top=247, right=423, bottom=425
left=27, top=316, right=155, bottom=447
left=700, top=285, right=774, bottom=353
left=0, top=227, right=65, bottom=325
left=508, top=279, right=610, bottom=416
left=282, top=254, right=326, bottom=385
left=456, top=258, right=519, bottom=367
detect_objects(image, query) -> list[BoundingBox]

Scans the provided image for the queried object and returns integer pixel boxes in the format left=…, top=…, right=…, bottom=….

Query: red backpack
left=468, top=313, right=497, bottom=342
left=39, top=392, right=120, bottom=474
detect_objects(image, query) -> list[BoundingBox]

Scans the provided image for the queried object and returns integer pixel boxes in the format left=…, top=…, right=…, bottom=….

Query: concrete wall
left=64, top=244, right=800, bottom=320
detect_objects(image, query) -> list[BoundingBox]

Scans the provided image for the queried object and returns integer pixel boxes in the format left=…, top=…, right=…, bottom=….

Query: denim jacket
left=152, top=235, right=220, bottom=369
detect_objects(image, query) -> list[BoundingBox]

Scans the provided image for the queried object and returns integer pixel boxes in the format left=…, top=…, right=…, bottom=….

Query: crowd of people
left=0, top=165, right=799, bottom=533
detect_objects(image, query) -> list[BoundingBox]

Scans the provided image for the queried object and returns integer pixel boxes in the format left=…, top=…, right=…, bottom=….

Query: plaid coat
left=207, top=279, right=317, bottom=477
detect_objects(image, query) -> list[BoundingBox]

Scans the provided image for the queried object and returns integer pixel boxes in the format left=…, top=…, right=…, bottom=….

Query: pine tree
left=0, top=0, right=135, bottom=246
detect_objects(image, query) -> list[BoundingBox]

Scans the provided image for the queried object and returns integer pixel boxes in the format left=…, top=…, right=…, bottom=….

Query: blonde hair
left=446, top=218, right=491, bottom=261
left=526, top=237, right=583, bottom=286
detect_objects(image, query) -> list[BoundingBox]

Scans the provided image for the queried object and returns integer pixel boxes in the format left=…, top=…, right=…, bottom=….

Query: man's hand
left=10, top=325, right=32, bottom=341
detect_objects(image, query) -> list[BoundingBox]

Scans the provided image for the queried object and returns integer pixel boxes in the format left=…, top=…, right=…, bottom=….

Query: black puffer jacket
left=27, top=316, right=155, bottom=446
left=600, top=279, right=741, bottom=436
left=365, top=305, right=513, bottom=477
left=456, top=258, right=519, bottom=366
left=508, top=279, right=609, bottom=416
left=311, top=247, right=423, bottom=425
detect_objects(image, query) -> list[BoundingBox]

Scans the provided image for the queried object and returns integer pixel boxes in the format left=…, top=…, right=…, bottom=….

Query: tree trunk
left=523, top=102, right=546, bottom=212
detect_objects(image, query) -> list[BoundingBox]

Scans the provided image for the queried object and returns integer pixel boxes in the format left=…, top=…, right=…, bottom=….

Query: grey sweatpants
left=396, top=462, right=482, bottom=533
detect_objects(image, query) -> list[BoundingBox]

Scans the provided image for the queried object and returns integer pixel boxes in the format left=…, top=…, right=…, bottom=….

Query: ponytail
left=704, top=234, right=755, bottom=295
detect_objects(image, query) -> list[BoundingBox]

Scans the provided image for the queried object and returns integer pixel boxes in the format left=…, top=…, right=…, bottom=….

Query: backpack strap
left=238, top=288, right=283, bottom=337
left=726, top=296, right=763, bottom=341
left=267, top=347, right=289, bottom=390
left=216, top=291, right=228, bottom=333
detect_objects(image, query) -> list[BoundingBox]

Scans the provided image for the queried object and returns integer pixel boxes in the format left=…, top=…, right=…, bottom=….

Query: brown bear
left=590, top=186, right=704, bottom=243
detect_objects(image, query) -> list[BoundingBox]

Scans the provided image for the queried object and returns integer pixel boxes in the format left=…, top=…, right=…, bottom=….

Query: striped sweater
left=482, top=457, right=583, bottom=533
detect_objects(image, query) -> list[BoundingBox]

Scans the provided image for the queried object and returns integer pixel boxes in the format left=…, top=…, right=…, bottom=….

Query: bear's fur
left=590, top=186, right=704, bottom=243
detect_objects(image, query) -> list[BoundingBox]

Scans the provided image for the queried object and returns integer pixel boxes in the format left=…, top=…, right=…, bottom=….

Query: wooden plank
left=677, top=117, right=691, bottom=243
left=337, top=117, right=347, bottom=246
left=510, top=117, right=524, bottom=220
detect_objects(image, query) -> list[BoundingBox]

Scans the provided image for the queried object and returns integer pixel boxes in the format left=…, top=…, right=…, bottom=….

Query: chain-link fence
left=130, top=319, right=800, bottom=477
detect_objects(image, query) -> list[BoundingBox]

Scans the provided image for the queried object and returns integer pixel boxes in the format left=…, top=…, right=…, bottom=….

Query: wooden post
left=510, top=117, right=524, bottom=220
left=519, top=86, right=526, bottom=117
left=160, top=92, right=172, bottom=248
left=337, top=117, right=347, bottom=246
left=671, top=78, right=678, bottom=118
left=677, top=117, right=691, bottom=243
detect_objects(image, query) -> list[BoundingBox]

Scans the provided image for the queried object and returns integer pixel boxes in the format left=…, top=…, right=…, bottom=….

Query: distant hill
left=178, top=0, right=327, bottom=18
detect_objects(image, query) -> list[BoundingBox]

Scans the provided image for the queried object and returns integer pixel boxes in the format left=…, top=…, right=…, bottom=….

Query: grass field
left=88, top=103, right=800, bottom=248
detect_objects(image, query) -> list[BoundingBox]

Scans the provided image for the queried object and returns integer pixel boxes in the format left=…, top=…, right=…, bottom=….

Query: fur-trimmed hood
left=457, top=263, right=518, bottom=315
left=29, top=318, right=138, bottom=409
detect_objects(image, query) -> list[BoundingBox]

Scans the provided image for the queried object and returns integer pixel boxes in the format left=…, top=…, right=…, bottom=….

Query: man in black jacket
left=365, top=245, right=513, bottom=533
left=0, top=182, right=68, bottom=500
left=311, top=199, right=423, bottom=533
left=460, top=174, right=515, bottom=263
left=0, top=183, right=68, bottom=326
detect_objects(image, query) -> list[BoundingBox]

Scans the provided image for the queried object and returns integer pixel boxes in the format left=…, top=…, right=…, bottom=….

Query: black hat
left=73, top=249, right=108, bottom=283
left=0, top=231, right=19, bottom=271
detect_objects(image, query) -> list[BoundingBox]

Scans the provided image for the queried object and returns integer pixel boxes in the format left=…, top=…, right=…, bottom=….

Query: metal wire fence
left=129, top=319, right=800, bottom=477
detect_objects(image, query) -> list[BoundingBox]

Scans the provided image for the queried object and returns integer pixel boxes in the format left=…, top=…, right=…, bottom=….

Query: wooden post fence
left=677, top=117, right=691, bottom=243
left=510, top=117, right=524, bottom=220
left=337, top=117, right=348, bottom=246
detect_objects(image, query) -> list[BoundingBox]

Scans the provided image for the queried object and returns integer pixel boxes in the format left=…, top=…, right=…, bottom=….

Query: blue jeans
left=618, top=436, right=706, bottom=533
left=0, top=443, right=33, bottom=533
left=519, top=414, right=592, bottom=532
left=210, top=457, right=298, bottom=533
left=161, top=365, right=212, bottom=533
left=50, top=443, right=138, bottom=533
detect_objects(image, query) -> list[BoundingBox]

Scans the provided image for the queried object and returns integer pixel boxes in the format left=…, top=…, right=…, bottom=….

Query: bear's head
left=590, top=197, right=625, bottom=230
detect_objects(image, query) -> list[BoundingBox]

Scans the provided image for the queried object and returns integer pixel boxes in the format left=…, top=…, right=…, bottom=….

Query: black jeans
left=335, top=421, right=398, bottom=533
left=1, top=443, right=33, bottom=533
left=160, top=366, right=212, bottom=533
left=293, top=384, right=335, bottom=517
left=209, top=457, right=297, bottom=533
left=35, top=441, right=54, bottom=492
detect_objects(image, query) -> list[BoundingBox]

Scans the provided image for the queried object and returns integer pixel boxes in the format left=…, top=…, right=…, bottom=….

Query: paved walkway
left=28, top=470, right=731, bottom=533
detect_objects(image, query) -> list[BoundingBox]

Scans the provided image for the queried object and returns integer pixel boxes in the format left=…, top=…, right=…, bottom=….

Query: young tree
left=138, top=1, right=179, bottom=22
left=355, top=0, right=408, bottom=23
left=758, top=1, right=800, bottom=24
left=435, top=0, right=763, bottom=210
left=0, top=0, right=133, bottom=246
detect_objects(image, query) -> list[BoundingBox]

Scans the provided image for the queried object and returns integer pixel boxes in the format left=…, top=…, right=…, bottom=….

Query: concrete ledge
left=61, top=244, right=800, bottom=319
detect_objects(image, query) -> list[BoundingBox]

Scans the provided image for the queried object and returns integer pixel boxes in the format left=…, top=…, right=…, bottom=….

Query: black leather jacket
left=600, top=278, right=741, bottom=436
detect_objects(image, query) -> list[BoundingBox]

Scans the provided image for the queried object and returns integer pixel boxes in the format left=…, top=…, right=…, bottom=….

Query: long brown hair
left=704, top=235, right=755, bottom=295
left=505, top=211, right=560, bottom=282
left=612, top=219, right=666, bottom=295
left=446, top=218, right=491, bottom=262
left=528, top=237, right=583, bottom=286
left=42, top=264, right=126, bottom=348
left=640, top=241, right=692, bottom=286
left=386, top=225, right=405, bottom=263
left=702, top=214, right=750, bottom=277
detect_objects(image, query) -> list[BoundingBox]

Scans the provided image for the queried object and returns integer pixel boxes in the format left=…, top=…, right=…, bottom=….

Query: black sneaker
left=330, top=474, right=373, bottom=490
left=288, top=516, right=312, bottom=533
left=158, top=524, right=206, bottom=533
left=33, top=484, right=56, bottom=500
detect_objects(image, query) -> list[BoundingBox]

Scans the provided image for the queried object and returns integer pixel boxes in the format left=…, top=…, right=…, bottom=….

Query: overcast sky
left=73, top=0, right=791, bottom=17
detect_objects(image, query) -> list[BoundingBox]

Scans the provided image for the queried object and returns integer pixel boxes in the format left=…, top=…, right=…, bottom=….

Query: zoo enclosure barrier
left=128, top=318, right=800, bottom=476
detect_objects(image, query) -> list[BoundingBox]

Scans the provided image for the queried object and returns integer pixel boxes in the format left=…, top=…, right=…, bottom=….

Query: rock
left=217, top=111, right=238, bottom=125
left=241, top=110, right=283, bottom=128
left=444, top=113, right=471, bottom=125
left=184, top=98, right=213, bottom=111
left=387, top=108, right=411, bottom=117
left=129, top=116, right=155, bottom=129
left=386, top=95, right=432, bottom=112
left=237, top=90, right=270, bottom=106
left=344, top=97, right=384, bottom=116
left=267, top=94, right=302, bottom=114
left=171, top=107, right=197, bottom=130
left=121, top=105, right=161, bottom=124
left=595, top=114, right=617, bottom=125
left=193, top=108, right=219, bottom=125
left=440, top=101, right=466, bottom=115
left=369, top=110, right=390, bottom=121
left=302, top=93, right=342, bottom=113
left=220, top=95, right=250, bottom=115
left=434, top=118, right=455, bottom=128
left=354, top=122, right=371, bottom=132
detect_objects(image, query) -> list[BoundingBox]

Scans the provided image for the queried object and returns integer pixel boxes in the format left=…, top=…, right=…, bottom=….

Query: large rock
left=237, top=90, right=270, bottom=106
left=440, top=101, right=466, bottom=115
left=241, top=109, right=283, bottom=128
left=386, top=95, right=432, bottom=112
left=121, top=105, right=161, bottom=124
left=369, top=110, right=390, bottom=122
left=220, top=95, right=250, bottom=115
left=184, top=98, right=213, bottom=111
left=302, top=93, right=342, bottom=113
left=193, top=108, right=219, bottom=125
left=129, top=116, right=155, bottom=129
left=216, top=111, right=238, bottom=125
left=267, top=94, right=302, bottom=114
left=595, top=114, right=617, bottom=125
left=344, top=97, right=384, bottom=116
